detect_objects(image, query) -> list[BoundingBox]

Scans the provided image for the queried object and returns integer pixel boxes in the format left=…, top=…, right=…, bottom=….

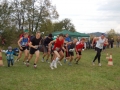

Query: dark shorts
left=39, top=45, right=44, bottom=52
left=76, top=51, right=82, bottom=55
left=43, top=46, right=48, bottom=53
left=66, top=51, right=74, bottom=57
left=19, top=46, right=29, bottom=51
left=30, top=47, right=40, bottom=55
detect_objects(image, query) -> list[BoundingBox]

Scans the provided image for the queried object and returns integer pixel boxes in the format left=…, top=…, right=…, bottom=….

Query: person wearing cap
left=92, top=33, right=108, bottom=66
left=6, top=46, right=16, bottom=67
left=16, top=31, right=30, bottom=64
left=26, top=31, right=42, bottom=68
left=41, top=34, right=53, bottom=62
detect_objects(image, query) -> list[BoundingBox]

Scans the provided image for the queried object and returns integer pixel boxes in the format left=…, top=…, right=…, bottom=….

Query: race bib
left=55, top=47, right=60, bottom=51
left=35, top=45, right=39, bottom=49
left=78, top=49, right=81, bottom=51
left=69, top=49, right=74, bottom=52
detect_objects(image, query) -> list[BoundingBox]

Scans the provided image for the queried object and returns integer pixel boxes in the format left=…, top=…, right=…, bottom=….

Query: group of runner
left=16, top=31, right=108, bottom=69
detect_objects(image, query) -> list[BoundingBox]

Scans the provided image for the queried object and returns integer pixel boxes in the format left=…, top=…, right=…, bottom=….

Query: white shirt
left=96, top=37, right=106, bottom=49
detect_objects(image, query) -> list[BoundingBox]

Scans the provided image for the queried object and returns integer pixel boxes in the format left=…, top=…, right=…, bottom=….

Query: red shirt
left=76, top=42, right=84, bottom=51
left=104, top=43, right=107, bottom=46
left=20, top=34, right=30, bottom=39
left=53, top=38, right=64, bottom=50
left=93, top=39, right=96, bottom=44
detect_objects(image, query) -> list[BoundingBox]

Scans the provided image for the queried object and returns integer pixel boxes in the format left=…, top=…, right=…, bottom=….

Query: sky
left=52, top=0, right=120, bottom=33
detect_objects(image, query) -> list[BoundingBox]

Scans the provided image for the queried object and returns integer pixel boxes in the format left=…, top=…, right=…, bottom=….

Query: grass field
left=0, top=48, right=120, bottom=90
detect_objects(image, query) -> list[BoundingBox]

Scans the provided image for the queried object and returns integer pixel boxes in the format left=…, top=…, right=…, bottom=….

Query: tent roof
left=72, top=32, right=89, bottom=37
left=52, top=30, right=90, bottom=37
left=52, top=30, right=75, bottom=36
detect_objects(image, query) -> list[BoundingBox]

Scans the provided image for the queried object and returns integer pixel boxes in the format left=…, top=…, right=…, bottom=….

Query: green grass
left=0, top=48, right=120, bottom=90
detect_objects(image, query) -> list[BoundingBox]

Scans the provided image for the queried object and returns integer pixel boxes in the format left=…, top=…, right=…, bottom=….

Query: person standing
left=65, top=34, right=71, bottom=42
left=6, top=46, right=16, bottom=67
left=26, top=31, right=42, bottom=68
left=116, top=36, right=120, bottom=48
left=110, top=38, right=114, bottom=48
left=92, top=34, right=108, bottom=66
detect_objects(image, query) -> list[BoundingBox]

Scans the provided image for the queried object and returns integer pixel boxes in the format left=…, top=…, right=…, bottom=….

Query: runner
left=42, top=34, right=53, bottom=62
left=74, top=38, right=85, bottom=64
left=16, top=31, right=30, bottom=64
left=65, top=38, right=78, bottom=65
left=48, top=34, right=66, bottom=69
left=26, top=31, right=42, bottom=68
left=92, top=34, right=108, bottom=66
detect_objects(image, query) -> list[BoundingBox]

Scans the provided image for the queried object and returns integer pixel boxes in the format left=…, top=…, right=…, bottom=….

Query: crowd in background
left=85, top=36, right=120, bottom=49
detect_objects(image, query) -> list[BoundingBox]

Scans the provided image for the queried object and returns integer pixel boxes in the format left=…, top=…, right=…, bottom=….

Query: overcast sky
left=52, top=0, right=120, bottom=33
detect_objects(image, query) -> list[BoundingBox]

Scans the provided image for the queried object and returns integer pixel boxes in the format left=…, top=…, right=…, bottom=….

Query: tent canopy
left=52, top=30, right=89, bottom=37
left=52, top=30, right=75, bottom=36
left=72, top=32, right=89, bottom=37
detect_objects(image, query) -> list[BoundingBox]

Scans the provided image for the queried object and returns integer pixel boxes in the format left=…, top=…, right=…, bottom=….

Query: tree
left=39, top=19, right=53, bottom=35
left=107, top=29, right=116, bottom=38
left=0, top=0, right=59, bottom=46
left=106, top=29, right=118, bottom=42
left=53, top=18, right=76, bottom=32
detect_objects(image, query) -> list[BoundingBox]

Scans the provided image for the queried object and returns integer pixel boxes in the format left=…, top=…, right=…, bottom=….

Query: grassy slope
left=0, top=48, right=120, bottom=90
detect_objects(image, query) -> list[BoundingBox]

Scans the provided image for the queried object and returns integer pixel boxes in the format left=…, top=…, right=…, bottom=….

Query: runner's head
left=36, top=31, right=41, bottom=39
left=48, top=34, right=53, bottom=39
left=66, top=34, right=69, bottom=37
left=8, top=46, right=12, bottom=51
left=23, top=29, right=29, bottom=38
left=63, top=35, right=66, bottom=39
left=101, top=33, right=105, bottom=39
left=24, top=32, right=29, bottom=38
left=58, top=33, right=64, bottom=41
left=80, top=38, right=85, bottom=43
left=73, top=38, right=78, bottom=44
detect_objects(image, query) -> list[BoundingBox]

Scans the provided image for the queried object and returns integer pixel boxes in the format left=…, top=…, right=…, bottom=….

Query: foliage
left=53, top=18, right=76, bottom=32
left=106, top=29, right=119, bottom=42
left=0, top=0, right=76, bottom=46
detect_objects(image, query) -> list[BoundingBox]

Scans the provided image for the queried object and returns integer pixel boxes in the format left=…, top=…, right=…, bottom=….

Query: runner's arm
left=75, top=45, right=78, bottom=54
left=48, top=40, right=56, bottom=49
left=62, top=45, right=66, bottom=51
left=28, top=42, right=35, bottom=48
left=17, top=38, right=23, bottom=48
left=92, top=37, right=99, bottom=46
left=66, top=42, right=72, bottom=51
left=104, top=38, right=108, bottom=45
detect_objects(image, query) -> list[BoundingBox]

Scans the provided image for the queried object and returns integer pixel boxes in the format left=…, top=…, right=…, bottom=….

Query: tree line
left=0, top=0, right=76, bottom=46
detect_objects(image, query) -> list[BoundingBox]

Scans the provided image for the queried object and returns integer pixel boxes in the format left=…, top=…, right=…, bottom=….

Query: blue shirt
left=65, top=37, right=71, bottom=42
left=20, top=37, right=29, bottom=47
left=6, top=51, right=15, bottom=60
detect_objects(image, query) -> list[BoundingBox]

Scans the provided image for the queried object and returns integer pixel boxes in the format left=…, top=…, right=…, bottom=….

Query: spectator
left=65, top=34, right=71, bottom=42
left=110, top=38, right=114, bottom=48
left=116, top=36, right=120, bottom=48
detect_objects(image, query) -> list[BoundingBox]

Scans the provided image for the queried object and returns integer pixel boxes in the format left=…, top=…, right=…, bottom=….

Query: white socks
left=56, top=57, right=60, bottom=62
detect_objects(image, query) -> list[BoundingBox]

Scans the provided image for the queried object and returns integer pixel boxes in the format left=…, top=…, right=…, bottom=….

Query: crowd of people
left=6, top=30, right=119, bottom=69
